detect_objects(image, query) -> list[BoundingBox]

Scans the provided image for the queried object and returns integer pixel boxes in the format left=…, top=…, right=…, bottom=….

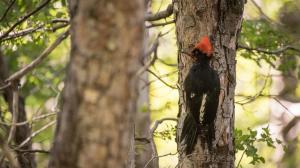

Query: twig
left=236, top=150, right=246, bottom=168
left=146, top=20, right=175, bottom=28
left=0, top=0, right=51, bottom=40
left=0, top=135, right=20, bottom=168
left=141, top=70, right=178, bottom=90
left=236, top=94, right=296, bottom=117
left=3, top=29, right=69, bottom=84
left=144, top=152, right=177, bottom=168
left=147, top=69, right=177, bottom=89
left=145, top=4, right=173, bottom=21
left=136, top=34, right=160, bottom=76
left=250, top=0, right=279, bottom=25
left=0, top=112, right=57, bottom=126
left=150, top=117, right=177, bottom=134
left=238, top=44, right=300, bottom=55
left=14, top=149, right=50, bottom=154
left=145, top=118, right=177, bottom=168
left=16, top=120, right=56, bottom=149
left=0, top=0, right=16, bottom=22
left=135, top=137, right=151, bottom=143
left=1, top=22, right=69, bottom=42
left=0, top=82, right=10, bottom=90
left=51, top=18, right=69, bottom=23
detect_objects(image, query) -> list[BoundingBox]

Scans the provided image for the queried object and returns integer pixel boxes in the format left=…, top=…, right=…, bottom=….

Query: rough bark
left=175, top=0, right=244, bottom=167
left=0, top=51, right=36, bottom=168
left=48, top=0, right=144, bottom=168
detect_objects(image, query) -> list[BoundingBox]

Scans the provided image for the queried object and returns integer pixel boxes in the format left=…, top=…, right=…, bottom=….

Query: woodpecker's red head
left=194, top=36, right=213, bottom=57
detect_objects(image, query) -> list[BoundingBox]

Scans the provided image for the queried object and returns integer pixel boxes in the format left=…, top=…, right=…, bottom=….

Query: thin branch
left=146, top=20, right=175, bottom=28
left=0, top=0, right=51, bottom=40
left=14, top=149, right=50, bottom=154
left=236, top=94, right=296, bottom=117
left=146, top=118, right=177, bottom=168
left=250, top=0, right=275, bottom=23
left=135, top=137, right=151, bottom=143
left=0, top=112, right=57, bottom=126
left=147, top=69, right=177, bottom=89
left=0, top=138, right=20, bottom=168
left=1, top=22, right=69, bottom=42
left=272, top=97, right=295, bottom=117
left=158, top=58, right=177, bottom=67
left=16, top=120, right=56, bottom=149
left=144, top=152, right=177, bottom=168
left=0, top=0, right=16, bottom=22
left=150, top=118, right=177, bottom=134
left=145, top=4, right=173, bottom=21
left=238, top=44, right=300, bottom=55
left=236, top=149, right=246, bottom=168
left=141, top=70, right=178, bottom=90
left=235, top=74, right=270, bottom=105
left=2, top=29, right=69, bottom=85
left=51, top=18, right=69, bottom=24
left=136, top=34, right=160, bottom=76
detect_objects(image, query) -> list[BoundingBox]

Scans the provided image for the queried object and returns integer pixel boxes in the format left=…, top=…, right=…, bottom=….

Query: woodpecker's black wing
left=180, top=64, right=205, bottom=154
left=180, top=63, right=220, bottom=154
left=201, top=68, right=220, bottom=149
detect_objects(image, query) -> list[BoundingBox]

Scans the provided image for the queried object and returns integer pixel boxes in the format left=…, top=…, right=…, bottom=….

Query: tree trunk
left=48, top=0, right=144, bottom=167
left=175, top=0, right=244, bottom=167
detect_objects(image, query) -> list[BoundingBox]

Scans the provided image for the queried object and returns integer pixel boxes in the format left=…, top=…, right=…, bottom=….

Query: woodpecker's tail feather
left=180, top=113, right=200, bottom=155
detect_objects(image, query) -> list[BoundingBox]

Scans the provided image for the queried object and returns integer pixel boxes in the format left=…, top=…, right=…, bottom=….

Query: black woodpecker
left=180, top=36, right=220, bottom=154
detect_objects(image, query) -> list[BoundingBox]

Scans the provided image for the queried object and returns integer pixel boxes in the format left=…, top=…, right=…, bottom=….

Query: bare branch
left=150, top=118, right=177, bottom=134
left=3, top=29, right=69, bottom=85
left=144, top=152, right=177, bottom=168
left=16, top=120, right=56, bottom=149
left=146, top=20, right=175, bottom=28
left=1, top=22, right=69, bottom=42
left=51, top=18, right=69, bottom=24
left=0, top=112, right=57, bottom=126
left=145, top=4, right=173, bottom=21
left=0, top=0, right=51, bottom=40
left=281, top=116, right=300, bottom=141
left=0, top=0, right=16, bottom=22
left=145, top=118, right=177, bottom=168
left=238, top=44, right=300, bottom=55
left=136, top=34, right=160, bottom=76
left=0, top=136, right=20, bottom=168
left=15, top=149, right=50, bottom=154
left=147, top=69, right=177, bottom=89
left=250, top=0, right=283, bottom=27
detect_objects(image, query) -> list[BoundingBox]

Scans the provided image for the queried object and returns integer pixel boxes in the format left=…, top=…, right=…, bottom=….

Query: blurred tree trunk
left=135, top=71, right=154, bottom=168
left=0, top=51, right=36, bottom=168
left=134, top=1, right=156, bottom=167
left=48, top=0, right=144, bottom=167
left=175, top=0, right=244, bottom=167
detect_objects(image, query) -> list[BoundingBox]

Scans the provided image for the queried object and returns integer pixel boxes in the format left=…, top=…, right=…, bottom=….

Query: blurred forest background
left=0, top=0, right=300, bottom=167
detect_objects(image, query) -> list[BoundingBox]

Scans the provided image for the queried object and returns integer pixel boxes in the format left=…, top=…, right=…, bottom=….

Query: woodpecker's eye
left=192, top=49, right=200, bottom=56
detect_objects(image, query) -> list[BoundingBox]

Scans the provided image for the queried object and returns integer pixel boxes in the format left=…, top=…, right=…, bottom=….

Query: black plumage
left=180, top=48, right=220, bottom=154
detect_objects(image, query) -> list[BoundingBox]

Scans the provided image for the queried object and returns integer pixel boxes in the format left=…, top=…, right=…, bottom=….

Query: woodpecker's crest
left=194, top=36, right=213, bottom=57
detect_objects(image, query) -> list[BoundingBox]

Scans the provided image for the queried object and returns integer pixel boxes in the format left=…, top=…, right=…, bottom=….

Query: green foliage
left=154, top=124, right=176, bottom=140
left=235, top=126, right=286, bottom=167
left=239, top=19, right=300, bottom=74
left=240, top=20, right=285, bottom=66
left=0, top=1, right=69, bottom=167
